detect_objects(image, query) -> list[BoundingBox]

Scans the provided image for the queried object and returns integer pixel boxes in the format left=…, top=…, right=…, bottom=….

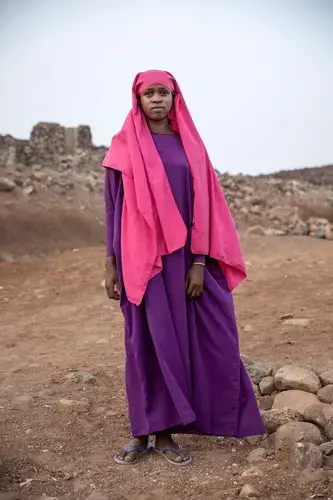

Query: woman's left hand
left=186, top=264, right=204, bottom=299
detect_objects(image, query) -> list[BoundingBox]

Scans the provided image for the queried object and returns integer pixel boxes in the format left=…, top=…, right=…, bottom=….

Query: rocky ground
left=1, top=235, right=333, bottom=500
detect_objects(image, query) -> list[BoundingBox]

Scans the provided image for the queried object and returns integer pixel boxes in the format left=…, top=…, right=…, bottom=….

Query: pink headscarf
left=103, top=70, right=246, bottom=305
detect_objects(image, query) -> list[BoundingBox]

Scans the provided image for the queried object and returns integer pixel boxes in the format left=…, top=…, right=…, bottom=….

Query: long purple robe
left=104, top=133, right=264, bottom=438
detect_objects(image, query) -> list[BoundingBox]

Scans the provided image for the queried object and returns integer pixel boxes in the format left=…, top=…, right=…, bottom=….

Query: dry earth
left=1, top=235, right=333, bottom=500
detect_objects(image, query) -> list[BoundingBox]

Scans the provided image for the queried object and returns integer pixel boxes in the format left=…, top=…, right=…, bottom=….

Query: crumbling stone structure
left=0, top=122, right=106, bottom=170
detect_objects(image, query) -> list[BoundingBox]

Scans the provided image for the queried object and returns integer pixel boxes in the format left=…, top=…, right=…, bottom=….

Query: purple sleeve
left=193, top=254, right=206, bottom=264
left=104, top=169, right=115, bottom=257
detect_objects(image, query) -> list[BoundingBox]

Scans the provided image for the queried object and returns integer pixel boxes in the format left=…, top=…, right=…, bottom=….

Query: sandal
left=153, top=444, right=192, bottom=467
left=114, top=442, right=152, bottom=465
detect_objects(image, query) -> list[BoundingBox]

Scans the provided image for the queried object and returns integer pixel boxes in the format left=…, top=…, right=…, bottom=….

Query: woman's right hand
left=105, top=256, right=120, bottom=300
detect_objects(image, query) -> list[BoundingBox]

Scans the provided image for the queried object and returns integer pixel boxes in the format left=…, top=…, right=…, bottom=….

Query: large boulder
left=325, top=419, right=333, bottom=440
left=239, top=484, right=260, bottom=498
left=298, top=468, right=328, bottom=486
left=275, top=422, right=322, bottom=451
left=290, top=442, right=323, bottom=469
left=257, top=395, right=275, bottom=411
left=0, top=177, right=16, bottom=192
left=318, top=385, right=333, bottom=404
left=274, top=365, right=321, bottom=394
left=273, top=390, right=321, bottom=414
left=262, top=408, right=303, bottom=433
left=322, top=404, right=333, bottom=422
left=247, top=363, right=272, bottom=385
left=303, top=404, right=328, bottom=429
left=320, top=369, right=333, bottom=386
left=259, top=376, right=275, bottom=395
left=319, top=441, right=333, bottom=456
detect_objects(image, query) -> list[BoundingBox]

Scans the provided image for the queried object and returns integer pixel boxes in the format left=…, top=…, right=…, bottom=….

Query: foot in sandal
left=154, top=433, right=192, bottom=466
left=114, top=436, right=151, bottom=465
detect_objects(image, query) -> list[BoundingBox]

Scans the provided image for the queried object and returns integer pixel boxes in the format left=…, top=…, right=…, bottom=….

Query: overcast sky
left=0, top=0, right=332, bottom=174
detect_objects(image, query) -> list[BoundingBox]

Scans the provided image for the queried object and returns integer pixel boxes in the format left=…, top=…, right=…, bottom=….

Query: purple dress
left=104, top=134, right=264, bottom=438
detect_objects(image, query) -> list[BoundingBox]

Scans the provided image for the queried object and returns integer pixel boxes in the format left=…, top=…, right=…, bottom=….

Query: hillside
left=269, top=163, right=333, bottom=186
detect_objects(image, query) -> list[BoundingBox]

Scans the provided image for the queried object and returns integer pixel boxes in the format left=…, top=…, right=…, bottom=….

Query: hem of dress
left=131, top=421, right=265, bottom=438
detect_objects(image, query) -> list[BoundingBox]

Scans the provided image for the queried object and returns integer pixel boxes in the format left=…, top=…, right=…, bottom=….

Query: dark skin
left=105, top=84, right=204, bottom=464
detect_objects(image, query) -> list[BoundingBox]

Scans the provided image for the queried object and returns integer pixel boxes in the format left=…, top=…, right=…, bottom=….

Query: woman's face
left=139, top=84, right=173, bottom=121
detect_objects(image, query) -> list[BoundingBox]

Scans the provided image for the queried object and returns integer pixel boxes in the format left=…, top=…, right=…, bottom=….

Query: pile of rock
left=307, top=217, right=332, bottom=240
left=235, top=360, right=333, bottom=496
left=218, top=173, right=333, bottom=239
left=244, top=359, right=333, bottom=467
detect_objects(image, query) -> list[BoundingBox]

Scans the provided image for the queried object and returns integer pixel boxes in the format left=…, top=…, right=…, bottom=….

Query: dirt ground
left=1, top=235, right=333, bottom=500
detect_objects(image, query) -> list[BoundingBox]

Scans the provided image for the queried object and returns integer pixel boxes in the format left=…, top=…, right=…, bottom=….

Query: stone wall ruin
left=0, top=122, right=106, bottom=171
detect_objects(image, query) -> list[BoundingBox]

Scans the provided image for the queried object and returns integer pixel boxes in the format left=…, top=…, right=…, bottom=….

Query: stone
left=241, top=466, right=264, bottom=479
left=84, top=494, right=109, bottom=500
left=259, top=377, right=275, bottom=395
left=0, top=177, right=16, bottom=192
left=325, top=419, right=333, bottom=440
left=318, top=385, right=333, bottom=403
left=325, top=469, right=333, bottom=480
left=322, top=404, right=333, bottom=422
left=272, top=361, right=292, bottom=377
left=324, top=455, right=333, bottom=469
left=274, top=365, right=321, bottom=394
left=320, top=369, right=333, bottom=386
left=241, top=355, right=255, bottom=367
left=290, top=442, right=323, bottom=469
left=247, top=448, right=268, bottom=464
left=244, top=435, right=264, bottom=446
left=244, top=324, right=254, bottom=332
left=77, top=125, right=93, bottom=149
left=246, top=225, right=267, bottom=236
left=257, top=395, right=275, bottom=411
left=282, top=318, right=310, bottom=326
left=280, top=313, right=294, bottom=321
left=58, top=398, right=89, bottom=407
left=310, top=364, right=332, bottom=376
left=23, top=185, right=34, bottom=195
left=303, top=404, right=327, bottom=428
left=272, top=390, right=320, bottom=414
left=247, top=363, right=272, bottom=385
left=65, top=371, right=96, bottom=384
left=275, top=422, right=322, bottom=451
left=324, top=224, right=332, bottom=239
left=261, top=432, right=276, bottom=450
left=239, top=484, right=260, bottom=498
left=319, top=441, right=333, bottom=456
left=308, top=217, right=332, bottom=239
left=12, top=394, right=33, bottom=405
left=252, top=385, right=261, bottom=398
left=262, top=408, right=303, bottom=433
left=298, top=468, right=327, bottom=486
